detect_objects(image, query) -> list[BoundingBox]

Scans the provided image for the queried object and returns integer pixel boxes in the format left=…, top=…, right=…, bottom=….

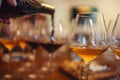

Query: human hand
left=5, top=0, right=17, bottom=6
left=0, top=0, right=17, bottom=24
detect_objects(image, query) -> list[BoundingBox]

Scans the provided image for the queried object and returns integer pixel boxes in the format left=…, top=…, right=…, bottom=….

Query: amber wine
left=113, top=49, right=120, bottom=57
left=18, top=40, right=27, bottom=50
left=70, top=46, right=107, bottom=62
left=110, top=46, right=120, bottom=57
left=1, top=39, right=17, bottom=51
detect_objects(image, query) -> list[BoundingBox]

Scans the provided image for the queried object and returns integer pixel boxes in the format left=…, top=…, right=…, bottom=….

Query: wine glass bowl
left=40, top=20, right=65, bottom=53
left=70, top=46, right=108, bottom=63
left=68, top=12, right=108, bottom=80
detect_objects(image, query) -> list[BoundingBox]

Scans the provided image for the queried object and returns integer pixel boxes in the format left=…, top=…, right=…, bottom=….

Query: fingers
left=0, top=0, right=2, bottom=7
left=6, top=0, right=17, bottom=6
left=0, top=18, right=10, bottom=24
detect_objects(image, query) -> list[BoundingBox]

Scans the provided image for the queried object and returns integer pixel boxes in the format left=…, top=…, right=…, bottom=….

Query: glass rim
left=76, top=12, right=104, bottom=17
left=76, top=12, right=103, bottom=15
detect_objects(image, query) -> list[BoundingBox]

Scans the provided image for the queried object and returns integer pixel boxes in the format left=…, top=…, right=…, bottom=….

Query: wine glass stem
left=9, top=51, right=12, bottom=73
left=85, top=62, right=90, bottom=80
left=77, top=61, right=84, bottom=80
left=5, top=51, right=13, bottom=78
left=32, top=49, right=36, bottom=70
left=48, top=53, right=52, bottom=80
left=116, top=59, right=120, bottom=79
left=19, top=49, right=24, bottom=65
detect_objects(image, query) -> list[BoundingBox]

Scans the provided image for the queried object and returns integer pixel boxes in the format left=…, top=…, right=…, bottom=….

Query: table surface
left=0, top=46, right=118, bottom=80
left=0, top=46, right=74, bottom=80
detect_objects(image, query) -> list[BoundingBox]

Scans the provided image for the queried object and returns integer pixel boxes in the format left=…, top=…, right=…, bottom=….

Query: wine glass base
left=4, top=74, right=12, bottom=79
left=23, top=73, right=44, bottom=80
left=1, top=74, right=13, bottom=80
left=39, top=62, right=58, bottom=73
left=28, top=73, right=38, bottom=79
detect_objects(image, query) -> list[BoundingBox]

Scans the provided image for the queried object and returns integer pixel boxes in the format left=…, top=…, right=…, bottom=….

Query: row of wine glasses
left=0, top=12, right=120, bottom=80
left=0, top=13, right=66, bottom=80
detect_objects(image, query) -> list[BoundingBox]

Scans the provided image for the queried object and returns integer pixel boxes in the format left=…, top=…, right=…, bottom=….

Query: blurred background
left=0, top=0, right=119, bottom=79
left=41, top=0, right=120, bottom=29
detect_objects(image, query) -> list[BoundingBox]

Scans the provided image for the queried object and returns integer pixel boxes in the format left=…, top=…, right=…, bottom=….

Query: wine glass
left=12, top=22, right=29, bottom=79
left=109, top=13, right=120, bottom=79
left=14, top=13, right=43, bottom=80
left=68, top=12, right=108, bottom=80
left=0, top=19, right=17, bottom=80
left=39, top=17, right=66, bottom=79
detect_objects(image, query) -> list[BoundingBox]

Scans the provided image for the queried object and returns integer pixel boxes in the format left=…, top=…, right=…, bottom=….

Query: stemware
left=109, top=13, right=120, bottom=79
left=12, top=22, right=30, bottom=79
left=68, top=12, right=108, bottom=80
left=39, top=17, right=66, bottom=79
left=0, top=19, right=17, bottom=80
left=14, top=13, right=43, bottom=80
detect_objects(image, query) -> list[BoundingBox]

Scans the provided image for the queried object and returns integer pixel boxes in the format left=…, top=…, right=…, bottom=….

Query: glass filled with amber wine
left=68, top=12, right=108, bottom=80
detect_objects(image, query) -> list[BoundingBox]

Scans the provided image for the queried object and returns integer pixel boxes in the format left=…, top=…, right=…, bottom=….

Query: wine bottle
left=0, top=0, right=55, bottom=18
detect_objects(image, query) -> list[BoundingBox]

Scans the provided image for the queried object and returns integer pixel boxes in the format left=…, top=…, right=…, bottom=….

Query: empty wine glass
left=109, top=13, right=120, bottom=79
left=68, top=12, right=108, bottom=80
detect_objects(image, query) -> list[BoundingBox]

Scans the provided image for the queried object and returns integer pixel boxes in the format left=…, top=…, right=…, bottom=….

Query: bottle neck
left=0, top=0, right=55, bottom=18
left=41, top=3, right=55, bottom=15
